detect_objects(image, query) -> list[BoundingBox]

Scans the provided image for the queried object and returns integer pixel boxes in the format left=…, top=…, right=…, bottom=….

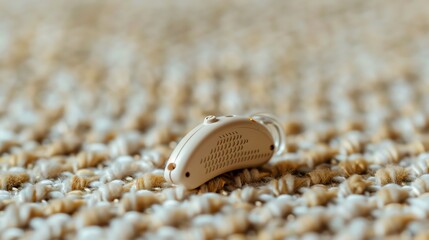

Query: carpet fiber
left=1, top=1, right=429, bottom=239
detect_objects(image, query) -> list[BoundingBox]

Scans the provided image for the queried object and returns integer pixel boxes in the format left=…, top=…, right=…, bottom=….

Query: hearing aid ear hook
left=250, top=113, right=286, bottom=157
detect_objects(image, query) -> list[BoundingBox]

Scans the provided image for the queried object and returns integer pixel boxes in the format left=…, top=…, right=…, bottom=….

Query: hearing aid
left=164, top=113, right=286, bottom=189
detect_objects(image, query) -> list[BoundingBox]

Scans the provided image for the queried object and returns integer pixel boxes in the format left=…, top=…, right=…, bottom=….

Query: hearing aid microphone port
left=167, top=163, right=176, bottom=170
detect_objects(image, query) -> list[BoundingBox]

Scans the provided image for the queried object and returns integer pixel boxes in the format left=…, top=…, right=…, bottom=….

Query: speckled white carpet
left=1, top=1, right=429, bottom=239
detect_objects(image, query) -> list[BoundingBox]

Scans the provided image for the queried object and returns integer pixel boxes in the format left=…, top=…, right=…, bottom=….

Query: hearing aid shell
left=164, top=115, right=276, bottom=189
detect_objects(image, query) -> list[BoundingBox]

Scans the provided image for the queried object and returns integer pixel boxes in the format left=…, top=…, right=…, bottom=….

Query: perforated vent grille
left=200, top=131, right=272, bottom=174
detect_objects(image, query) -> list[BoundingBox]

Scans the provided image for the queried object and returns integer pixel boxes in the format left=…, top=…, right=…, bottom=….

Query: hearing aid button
left=204, top=115, right=218, bottom=124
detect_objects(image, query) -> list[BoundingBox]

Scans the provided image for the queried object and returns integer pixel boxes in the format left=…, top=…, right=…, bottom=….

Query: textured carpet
left=1, top=1, right=429, bottom=239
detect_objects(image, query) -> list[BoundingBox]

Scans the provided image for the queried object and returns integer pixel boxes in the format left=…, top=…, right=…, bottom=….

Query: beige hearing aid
left=164, top=113, right=286, bottom=189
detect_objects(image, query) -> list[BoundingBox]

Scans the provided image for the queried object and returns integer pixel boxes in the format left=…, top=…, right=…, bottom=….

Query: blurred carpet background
left=1, top=0, right=429, bottom=239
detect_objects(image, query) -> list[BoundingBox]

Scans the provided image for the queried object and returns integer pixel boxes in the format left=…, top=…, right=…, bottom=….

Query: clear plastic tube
left=250, top=113, right=287, bottom=157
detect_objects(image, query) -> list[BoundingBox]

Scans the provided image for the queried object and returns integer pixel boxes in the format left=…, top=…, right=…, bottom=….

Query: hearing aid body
left=164, top=115, right=279, bottom=189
